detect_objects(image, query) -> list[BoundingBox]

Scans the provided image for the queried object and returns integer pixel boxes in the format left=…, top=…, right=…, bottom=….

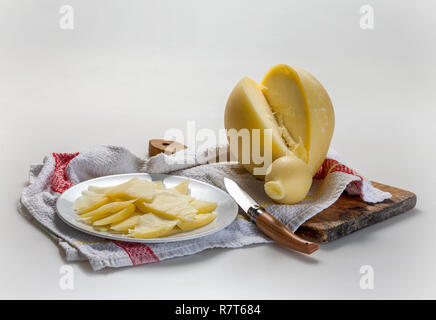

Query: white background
left=1, top=0, right=435, bottom=299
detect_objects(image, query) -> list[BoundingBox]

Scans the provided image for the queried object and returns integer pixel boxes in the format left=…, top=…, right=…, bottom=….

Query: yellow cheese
left=224, top=77, right=289, bottom=177
left=129, top=213, right=179, bottom=238
left=73, top=192, right=110, bottom=214
left=261, top=65, right=335, bottom=175
left=110, top=214, right=140, bottom=233
left=177, top=212, right=217, bottom=231
left=264, top=155, right=312, bottom=204
left=191, top=199, right=218, bottom=214
left=93, top=204, right=135, bottom=226
left=88, top=177, right=156, bottom=202
left=78, top=199, right=136, bottom=223
left=135, top=190, right=197, bottom=222
left=153, top=180, right=164, bottom=190
left=75, top=178, right=220, bottom=237
left=93, top=226, right=110, bottom=232
left=224, top=64, right=335, bottom=204
left=169, top=179, right=190, bottom=195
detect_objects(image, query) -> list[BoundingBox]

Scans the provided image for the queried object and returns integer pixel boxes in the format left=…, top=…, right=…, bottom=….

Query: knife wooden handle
left=253, top=207, right=318, bottom=254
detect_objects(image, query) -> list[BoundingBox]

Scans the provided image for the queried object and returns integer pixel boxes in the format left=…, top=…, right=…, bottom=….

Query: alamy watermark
left=360, top=5, right=374, bottom=30
left=59, top=265, right=74, bottom=290
left=59, top=5, right=74, bottom=30
left=162, top=121, right=273, bottom=176
left=359, top=265, right=374, bottom=290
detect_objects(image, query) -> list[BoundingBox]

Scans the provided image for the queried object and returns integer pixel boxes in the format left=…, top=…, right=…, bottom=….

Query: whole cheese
left=224, top=64, right=335, bottom=204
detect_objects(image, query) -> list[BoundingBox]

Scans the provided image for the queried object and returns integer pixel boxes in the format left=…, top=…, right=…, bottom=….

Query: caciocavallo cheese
left=224, top=64, right=335, bottom=204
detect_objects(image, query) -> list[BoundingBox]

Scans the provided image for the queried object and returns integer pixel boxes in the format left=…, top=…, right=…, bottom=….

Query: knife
left=224, top=177, right=318, bottom=254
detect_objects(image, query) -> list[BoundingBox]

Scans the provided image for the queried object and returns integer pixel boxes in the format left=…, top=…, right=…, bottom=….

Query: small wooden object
left=149, top=139, right=187, bottom=157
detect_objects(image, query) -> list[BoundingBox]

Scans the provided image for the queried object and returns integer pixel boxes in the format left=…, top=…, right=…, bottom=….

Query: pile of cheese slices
left=73, top=177, right=217, bottom=238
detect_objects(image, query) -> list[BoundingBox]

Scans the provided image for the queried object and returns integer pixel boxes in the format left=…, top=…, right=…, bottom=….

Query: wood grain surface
left=295, top=182, right=417, bottom=243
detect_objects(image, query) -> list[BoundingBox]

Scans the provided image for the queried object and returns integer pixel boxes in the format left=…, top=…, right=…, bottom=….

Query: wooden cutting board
left=295, top=182, right=416, bottom=243
left=148, top=139, right=417, bottom=243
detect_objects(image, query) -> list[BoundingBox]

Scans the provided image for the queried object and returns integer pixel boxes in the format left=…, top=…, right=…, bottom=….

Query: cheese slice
left=129, top=213, right=179, bottom=238
left=88, top=177, right=156, bottom=201
left=93, top=226, right=110, bottom=232
left=177, top=212, right=217, bottom=231
left=191, top=199, right=217, bottom=214
left=78, top=199, right=136, bottom=223
left=73, top=192, right=110, bottom=214
left=110, top=214, right=140, bottom=233
left=169, top=179, right=190, bottom=195
left=136, top=190, right=197, bottom=221
left=93, top=204, right=135, bottom=226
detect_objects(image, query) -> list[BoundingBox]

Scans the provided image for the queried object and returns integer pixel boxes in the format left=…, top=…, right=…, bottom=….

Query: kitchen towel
left=18, top=144, right=391, bottom=270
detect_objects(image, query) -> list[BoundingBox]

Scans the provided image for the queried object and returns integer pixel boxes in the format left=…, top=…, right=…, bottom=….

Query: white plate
left=56, top=173, right=238, bottom=243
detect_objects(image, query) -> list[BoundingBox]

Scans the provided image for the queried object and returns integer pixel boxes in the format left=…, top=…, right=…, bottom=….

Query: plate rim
left=55, top=173, right=238, bottom=243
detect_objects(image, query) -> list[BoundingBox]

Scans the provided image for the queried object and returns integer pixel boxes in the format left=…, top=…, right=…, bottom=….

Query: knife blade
left=224, top=177, right=318, bottom=255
